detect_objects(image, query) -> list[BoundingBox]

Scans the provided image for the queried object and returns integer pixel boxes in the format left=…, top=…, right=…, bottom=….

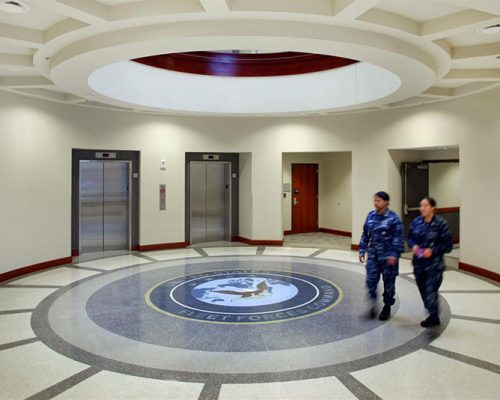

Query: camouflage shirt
left=407, top=215, right=453, bottom=266
left=359, top=209, right=404, bottom=258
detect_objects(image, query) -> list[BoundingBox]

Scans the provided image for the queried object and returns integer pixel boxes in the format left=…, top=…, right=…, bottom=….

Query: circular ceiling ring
left=48, top=19, right=437, bottom=116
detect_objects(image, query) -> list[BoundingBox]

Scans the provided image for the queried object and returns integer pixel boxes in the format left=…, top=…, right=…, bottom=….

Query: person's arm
left=407, top=219, right=417, bottom=250
left=359, top=217, right=370, bottom=262
left=389, top=215, right=404, bottom=259
left=432, top=219, right=453, bottom=257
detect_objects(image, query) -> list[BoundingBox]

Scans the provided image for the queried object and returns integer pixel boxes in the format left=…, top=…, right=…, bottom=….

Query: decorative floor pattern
left=0, top=245, right=498, bottom=400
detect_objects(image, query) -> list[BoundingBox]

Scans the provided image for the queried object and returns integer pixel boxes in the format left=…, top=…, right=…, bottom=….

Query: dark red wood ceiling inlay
left=133, top=51, right=358, bottom=77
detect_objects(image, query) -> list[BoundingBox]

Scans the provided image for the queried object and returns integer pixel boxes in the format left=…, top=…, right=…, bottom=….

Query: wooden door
left=292, top=164, right=318, bottom=234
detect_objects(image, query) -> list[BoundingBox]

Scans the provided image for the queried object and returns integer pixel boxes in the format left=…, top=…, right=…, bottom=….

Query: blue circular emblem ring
left=146, top=270, right=343, bottom=324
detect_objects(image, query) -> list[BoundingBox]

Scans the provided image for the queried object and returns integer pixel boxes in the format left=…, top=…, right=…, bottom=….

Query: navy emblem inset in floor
left=146, top=269, right=342, bottom=323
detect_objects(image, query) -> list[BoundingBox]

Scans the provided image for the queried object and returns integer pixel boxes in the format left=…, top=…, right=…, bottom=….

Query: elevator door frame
left=185, top=153, right=239, bottom=245
left=71, top=149, right=140, bottom=256
left=189, top=161, right=232, bottom=244
left=78, top=160, right=132, bottom=254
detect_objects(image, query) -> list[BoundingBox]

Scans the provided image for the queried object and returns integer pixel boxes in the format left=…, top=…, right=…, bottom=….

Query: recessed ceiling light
left=477, top=24, right=500, bottom=34
left=0, top=1, right=29, bottom=13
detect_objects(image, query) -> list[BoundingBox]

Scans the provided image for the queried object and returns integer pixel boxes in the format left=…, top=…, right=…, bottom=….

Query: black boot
left=420, top=314, right=440, bottom=328
left=379, top=304, right=391, bottom=321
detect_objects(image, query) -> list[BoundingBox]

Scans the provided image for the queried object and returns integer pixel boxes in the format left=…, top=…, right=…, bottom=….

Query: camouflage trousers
left=366, top=256, right=399, bottom=306
left=413, top=261, right=444, bottom=317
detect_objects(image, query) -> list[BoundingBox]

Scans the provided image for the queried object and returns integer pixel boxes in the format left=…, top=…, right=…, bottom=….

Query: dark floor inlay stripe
left=451, top=314, right=500, bottom=325
left=2, top=284, right=64, bottom=289
left=68, top=265, right=107, bottom=272
left=198, top=382, right=221, bottom=400
left=426, top=346, right=500, bottom=374
left=25, top=366, right=101, bottom=400
left=440, top=290, right=500, bottom=294
left=0, top=337, right=39, bottom=351
left=135, top=253, right=158, bottom=262
left=0, top=308, right=34, bottom=315
left=193, top=248, right=209, bottom=257
left=309, top=249, right=327, bottom=258
left=336, top=373, right=382, bottom=400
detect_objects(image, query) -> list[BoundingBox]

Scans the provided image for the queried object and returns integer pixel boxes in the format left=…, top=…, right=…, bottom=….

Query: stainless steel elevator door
left=103, top=162, right=130, bottom=250
left=79, top=161, right=130, bottom=253
left=189, top=162, right=207, bottom=244
left=189, top=162, right=230, bottom=244
left=79, top=161, right=104, bottom=253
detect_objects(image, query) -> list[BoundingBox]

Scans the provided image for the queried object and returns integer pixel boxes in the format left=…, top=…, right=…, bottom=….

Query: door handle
left=293, top=197, right=299, bottom=206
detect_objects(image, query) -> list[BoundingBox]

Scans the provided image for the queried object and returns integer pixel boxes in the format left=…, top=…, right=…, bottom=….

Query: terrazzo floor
left=0, top=243, right=498, bottom=400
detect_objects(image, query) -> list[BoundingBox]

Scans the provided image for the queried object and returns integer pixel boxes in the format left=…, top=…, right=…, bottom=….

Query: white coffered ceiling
left=0, top=0, right=499, bottom=115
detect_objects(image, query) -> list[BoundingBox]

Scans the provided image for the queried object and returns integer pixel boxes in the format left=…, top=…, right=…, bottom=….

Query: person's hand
left=387, top=256, right=397, bottom=265
left=423, top=248, right=433, bottom=258
left=359, top=254, right=365, bottom=263
left=412, top=245, right=420, bottom=255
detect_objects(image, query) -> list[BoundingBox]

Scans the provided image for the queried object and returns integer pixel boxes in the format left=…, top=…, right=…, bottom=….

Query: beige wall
left=239, top=152, right=253, bottom=239
left=1, top=88, right=499, bottom=274
left=429, top=163, right=460, bottom=208
left=319, top=152, right=352, bottom=233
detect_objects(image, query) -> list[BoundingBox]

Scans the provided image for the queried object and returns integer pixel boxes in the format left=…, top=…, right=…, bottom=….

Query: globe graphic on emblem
left=191, top=277, right=299, bottom=307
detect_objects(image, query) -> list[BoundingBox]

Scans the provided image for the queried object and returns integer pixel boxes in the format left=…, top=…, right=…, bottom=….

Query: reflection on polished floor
left=0, top=246, right=499, bottom=400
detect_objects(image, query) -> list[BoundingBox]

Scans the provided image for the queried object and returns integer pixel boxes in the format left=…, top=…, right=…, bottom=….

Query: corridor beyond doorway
left=284, top=232, right=351, bottom=251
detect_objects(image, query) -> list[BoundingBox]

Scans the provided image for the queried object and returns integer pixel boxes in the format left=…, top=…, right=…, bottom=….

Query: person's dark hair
left=374, top=191, right=390, bottom=201
left=422, top=196, right=437, bottom=207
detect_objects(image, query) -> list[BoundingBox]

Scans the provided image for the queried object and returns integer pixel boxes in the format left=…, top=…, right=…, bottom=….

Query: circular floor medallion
left=146, top=270, right=342, bottom=324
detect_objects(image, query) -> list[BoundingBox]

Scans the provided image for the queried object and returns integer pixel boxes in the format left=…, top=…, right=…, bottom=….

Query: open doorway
left=388, top=147, right=460, bottom=262
left=282, top=152, right=352, bottom=250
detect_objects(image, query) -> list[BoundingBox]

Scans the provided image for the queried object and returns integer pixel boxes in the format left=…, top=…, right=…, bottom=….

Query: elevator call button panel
left=159, top=184, right=166, bottom=210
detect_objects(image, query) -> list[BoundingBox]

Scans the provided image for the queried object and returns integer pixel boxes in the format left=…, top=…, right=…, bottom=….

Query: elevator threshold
left=75, top=249, right=132, bottom=263
left=188, top=241, right=248, bottom=248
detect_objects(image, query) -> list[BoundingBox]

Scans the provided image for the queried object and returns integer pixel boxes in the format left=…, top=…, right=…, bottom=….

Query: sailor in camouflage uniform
left=407, top=196, right=452, bottom=327
left=359, top=191, right=404, bottom=321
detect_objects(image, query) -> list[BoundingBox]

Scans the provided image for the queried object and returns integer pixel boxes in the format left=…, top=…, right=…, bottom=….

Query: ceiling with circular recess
left=0, top=0, right=499, bottom=116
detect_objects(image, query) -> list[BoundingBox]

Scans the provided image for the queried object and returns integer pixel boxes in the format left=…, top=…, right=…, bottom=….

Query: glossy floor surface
left=0, top=245, right=499, bottom=400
